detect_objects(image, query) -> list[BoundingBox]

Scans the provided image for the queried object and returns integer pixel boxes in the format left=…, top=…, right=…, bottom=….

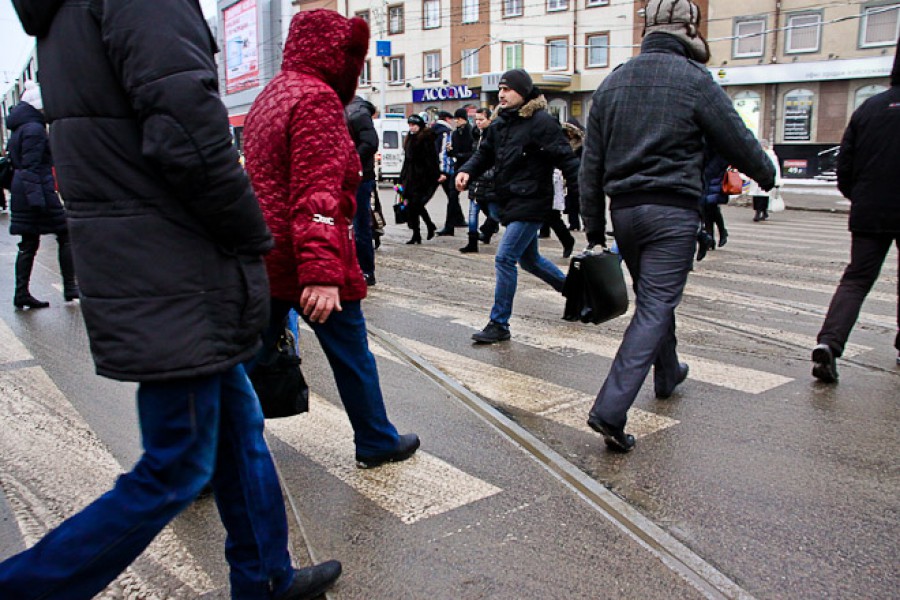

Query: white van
left=373, top=115, right=408, bottom=182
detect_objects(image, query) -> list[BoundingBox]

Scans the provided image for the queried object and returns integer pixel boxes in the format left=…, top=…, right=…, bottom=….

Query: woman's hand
left=300, top=285, right=342, bottom=323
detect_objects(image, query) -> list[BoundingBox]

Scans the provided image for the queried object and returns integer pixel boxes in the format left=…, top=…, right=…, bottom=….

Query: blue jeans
left=0, top=365, right=294, bottom=600
left=265, top=299, right=400, bottom=457
left=489, top=220, right=566, bottom=327
left=353, top=179, right=376, bottom=277
left=468, top=199, right=500, bottom=234
left=589, top=205, right=699, bottom=429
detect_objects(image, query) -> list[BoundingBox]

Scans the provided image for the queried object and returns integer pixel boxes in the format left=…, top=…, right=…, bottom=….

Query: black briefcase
left=562, top=249, right=629, bottom=325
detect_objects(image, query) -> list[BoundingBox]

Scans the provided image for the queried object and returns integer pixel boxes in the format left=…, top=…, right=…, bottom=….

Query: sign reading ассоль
left=412, top=85, right=476, bottom=103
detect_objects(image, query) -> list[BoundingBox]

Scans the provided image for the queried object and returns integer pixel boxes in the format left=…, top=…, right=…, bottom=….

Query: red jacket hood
left=282, top=9, right=369, bottom=106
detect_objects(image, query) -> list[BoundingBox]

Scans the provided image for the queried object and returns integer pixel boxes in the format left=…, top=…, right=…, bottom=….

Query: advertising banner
left=411, top=85, right=476, bottom=103
left=224, top=0, right=259, bottom=95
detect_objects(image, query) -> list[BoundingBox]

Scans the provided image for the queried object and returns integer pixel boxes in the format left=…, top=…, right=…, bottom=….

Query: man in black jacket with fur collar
left=456, top=69, right=580, bottom=344
left=580, top=0, right=775, bottom=453
left=812, top=44, right=900, bottom=382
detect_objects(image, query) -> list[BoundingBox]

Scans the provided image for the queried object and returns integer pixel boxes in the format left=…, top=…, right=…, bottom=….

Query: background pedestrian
left=346, top=94, right=379, bottom=285
left=466, top=107, right=500, bottom=248
left=747, top=139, right=782, bottom=221
left=399, top=114, right=441, bottom=244
left=434, top=110, right=466, bottom=235
left=702, top=151, right=730, bottom=248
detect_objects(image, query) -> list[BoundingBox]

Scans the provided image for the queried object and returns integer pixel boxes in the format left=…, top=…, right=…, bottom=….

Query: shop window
left=504, top=0, right=523, bottom=18
left=462, top=49, right=480, bottom=78
left=854, top=84, right=888, bottom=109
left=462, top=0, right=478, bottom=23
left=785, top=12, right=822, bottom=54
left=423, top=0, right=440, bottom=30
left=504, top=43, right=523, bottom=70
left=389, top=56, right=405, bottom=84
left=859, top=3, right=900, bottom=47
left=783, top=89, right=815, bottom=142
left=733, top=91, right=762, bottom=138
left=388, top=5, right=404, bottom=35
left=547, top=38, right=568, bottom=71
left=424, top=52, right=441, bottom=82
left=733, top=18, right=766, bottom=58
left=586, top=33, right=609, bottom=68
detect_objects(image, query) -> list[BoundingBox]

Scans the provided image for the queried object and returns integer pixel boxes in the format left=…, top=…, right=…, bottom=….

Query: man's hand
left=455, top=172, right=470, bottom=192
left=300, top=285, right=342, bottom=324
left=438, top=174, right=447, bottom=183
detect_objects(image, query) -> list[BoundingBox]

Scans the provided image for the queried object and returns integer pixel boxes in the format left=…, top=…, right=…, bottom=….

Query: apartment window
left=586, top=33, right=609, bottom=68
left=547, top=38, right=568, bottom=71
left=586, top=0, right=609, bottom=5
left=359, top=60, right=371, bottom=86
left=783, top=89, right=815, bottom=141
left=733, top=18, right=766, bottom=58
left=388, top=5, right=404, bottom=35
left=355, top=10, right=370, bottom=23
left=785, top=12, right=822, bottom=54
left=462, top=48, right=480, bottom=77
left=389, top=56, right=405, bottom=84
left=860, top=3, right=900, bottom=47
left=424, top=51, right=441, bottom=81
left=462, top=0, right=478, bottom=23
left=548, top=0, right=567, bottom=11
left=504, top=43, right=523, bottom=69
left=504, top=0, right=523, bottom=18
left=854, top=84, right=888, bottom=109
left=424, top=0, right=440, bottom=29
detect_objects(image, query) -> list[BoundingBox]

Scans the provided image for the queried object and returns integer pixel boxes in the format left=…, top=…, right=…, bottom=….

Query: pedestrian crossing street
left=0, top=209, right=896, bottom=596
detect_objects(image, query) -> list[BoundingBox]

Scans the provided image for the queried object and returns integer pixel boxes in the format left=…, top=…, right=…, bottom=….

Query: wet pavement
left=0, top=184, right=897, bottom=599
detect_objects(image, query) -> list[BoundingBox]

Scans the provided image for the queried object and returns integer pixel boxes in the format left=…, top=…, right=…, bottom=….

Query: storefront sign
left=224, top=0, right=259, bottom=95
left=784, top=91, right=814, bottom=142
left=783, top=159, right=808, bottom=176
left=712, top=56, right=893, bottom=86
left=412, top=85, right=476, bottom=103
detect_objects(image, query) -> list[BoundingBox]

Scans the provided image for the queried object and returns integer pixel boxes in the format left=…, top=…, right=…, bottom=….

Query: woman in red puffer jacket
left=244, top=9, right=419, bottom=468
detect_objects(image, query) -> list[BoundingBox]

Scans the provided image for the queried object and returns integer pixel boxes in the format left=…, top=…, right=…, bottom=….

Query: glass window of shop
left=854, top=84, right=889, bottom=109
left=732, top=91, right=762, bottom=139
left=548, top=98, right=568, bottom=124
left=783, top=89, right=815, bottom=142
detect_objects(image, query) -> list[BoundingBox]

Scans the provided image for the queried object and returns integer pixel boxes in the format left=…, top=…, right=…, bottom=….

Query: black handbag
left=249, top=327, right=309, bottom=419
left=562, top=249, right=629, bottom=325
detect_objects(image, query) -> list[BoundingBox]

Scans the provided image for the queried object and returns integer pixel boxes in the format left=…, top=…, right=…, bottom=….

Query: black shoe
left=471, top=321, right=510, bottom=344
left=717, top=233, right=728, bottom=248
left=562, top=239, right=575, bottom=259
left=363, top=273, right=376, bottom=286
left=406, top=233, right=422, bottom=245
left=478, top=232, right=493, bottom=244
left=655, top=362, right=689, bottom=399
left=13, top=294, right=50, bottom=309
left=812, top=344, right=839, bottom=383
left=436, top=227, right=454, bottom=236
left=426, top=222, right=437, bottom=240
left=587, top=416, right=635, bottom=453
left=356, top=434, right=420, bottom=469
left=459, top=234, right=479, bottom=253
left=762, top=211, right=769, bottom=221
left=274, top=561, right=343, bottom=600
left=753, top=212, right=761, bottom=222
left=64, top=285, right=80, bottom=301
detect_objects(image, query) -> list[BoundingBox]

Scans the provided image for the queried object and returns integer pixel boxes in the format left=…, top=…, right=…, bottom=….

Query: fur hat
left=643, top=0, right=710, bottom=64
left=498, top=69, right=534, bottom=99
left=20, top=80, right=43, bottom=110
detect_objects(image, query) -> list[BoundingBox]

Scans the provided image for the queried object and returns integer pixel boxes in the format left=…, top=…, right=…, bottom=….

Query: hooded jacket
left=459, top=94, right=580, bottom=224
left=243, top=10, right=369, bottom=303
left=835, top=48, right=900, bottom=234
left=346, top=96, right=378, bottom=181
left=579, top=33, right=775, bottom=238
left=12, top=0, right=273, bottom=382
left=5, top=101, right=67, bottom=236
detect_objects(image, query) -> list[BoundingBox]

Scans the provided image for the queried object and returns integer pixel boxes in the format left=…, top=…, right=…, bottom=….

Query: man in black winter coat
left=456, top=69, right=580, bottom=343
left=346, top=95, right=379, bottom=285
left=1, top=1, right=341, bottom=598
left=579, top=0, right=776, bottom=453
left=812, top=45, right=900, bottom=382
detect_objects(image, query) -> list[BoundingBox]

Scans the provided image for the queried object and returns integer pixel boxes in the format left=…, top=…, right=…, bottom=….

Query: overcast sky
left=1, top=0, right=218, bottom=94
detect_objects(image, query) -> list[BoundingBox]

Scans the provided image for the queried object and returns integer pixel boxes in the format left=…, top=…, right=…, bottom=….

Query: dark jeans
left=467, top=198, right=500, bottom=234
left=589, top=205, right=699, bottom=429
left=353, top=179, right=376, bottom=277
left=264, top=299, right=400, bottom=457
left=0, top=366, right=295, bottom=599
left=817, top=233, right=900, bottom=357
left=441, top=178, right=466, bottom=228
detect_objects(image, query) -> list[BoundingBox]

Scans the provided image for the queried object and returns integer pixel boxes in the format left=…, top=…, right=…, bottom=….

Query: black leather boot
left=14, top=237, right=49, bottom=309
left=58, top=234, right=80, bottom=301
left=459, top=233, right=479, bottom=253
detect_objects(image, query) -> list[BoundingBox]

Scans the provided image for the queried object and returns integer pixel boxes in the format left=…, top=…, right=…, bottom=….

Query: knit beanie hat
left=643, top=0, right=710, bottom=64
left=498, top=69, right=534, bottom=99
left=20, top=80, right=43, bottom=110
left=408, top=114, right=426, bottom=127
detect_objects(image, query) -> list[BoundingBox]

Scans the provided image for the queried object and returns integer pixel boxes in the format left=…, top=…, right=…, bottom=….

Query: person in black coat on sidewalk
left=346, top=95, right=379, bottom=285
left=4, top=81, right=77, bottom=309
left=812, top=45, right=900, bottom=382
left=399, top=114, right=440, bottom=244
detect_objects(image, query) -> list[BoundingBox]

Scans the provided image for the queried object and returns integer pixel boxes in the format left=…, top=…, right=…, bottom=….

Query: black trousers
left=817, top=233, right=900, bottom=357
left=441, top=178, right=466, bottom=228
